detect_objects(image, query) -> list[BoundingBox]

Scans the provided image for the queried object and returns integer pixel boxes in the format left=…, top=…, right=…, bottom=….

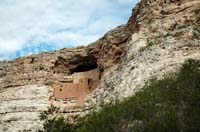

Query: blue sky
left=0, top=0, right=139, bottom=60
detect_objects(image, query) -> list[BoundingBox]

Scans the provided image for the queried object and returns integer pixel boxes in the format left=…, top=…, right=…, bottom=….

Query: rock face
left=86, top=0, right=200, bottom=104
left=0, top=0, right=200, bottom=131
left=0, top=20, right=131, bottom=132
left=0, top=85, right=50, bottom=131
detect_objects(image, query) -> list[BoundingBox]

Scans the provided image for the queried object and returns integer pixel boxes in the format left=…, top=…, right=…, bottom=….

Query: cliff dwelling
left=53, top=68, right=100, bottom=106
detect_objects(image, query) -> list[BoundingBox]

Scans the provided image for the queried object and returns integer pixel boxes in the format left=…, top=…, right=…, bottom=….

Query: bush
left=77, top=59, right=200, bottom=132
left=32, top=59, right=200, bottom=132
left=38, top=105, right=75, bottom=132
left=41, top=116, right=74, bottom=132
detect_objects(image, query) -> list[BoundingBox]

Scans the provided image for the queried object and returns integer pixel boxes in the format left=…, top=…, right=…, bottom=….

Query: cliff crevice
left=0, top=0, right=200, bottom=131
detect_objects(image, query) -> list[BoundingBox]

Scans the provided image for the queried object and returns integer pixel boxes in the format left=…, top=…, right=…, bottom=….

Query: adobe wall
left=53, top=68, right=100, bottom=106
left=53, top=78, right=99, bottom=106
left=73, top=68, right=100, bottom=83
left=53, top=83, right=79, bottom=99
left=88, top=80, right=100, bottom=92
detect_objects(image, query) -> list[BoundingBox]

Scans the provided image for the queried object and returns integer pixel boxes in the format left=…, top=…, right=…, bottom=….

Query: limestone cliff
left=87, top=0, right=200, bottom=104
left=0, top=0, right=200, bottom=131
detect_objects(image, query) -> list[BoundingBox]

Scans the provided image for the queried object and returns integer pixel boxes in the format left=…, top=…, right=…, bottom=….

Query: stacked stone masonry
left=0, top=0, right=200, bottom=131
left=53, top=69, right=100, bottom=106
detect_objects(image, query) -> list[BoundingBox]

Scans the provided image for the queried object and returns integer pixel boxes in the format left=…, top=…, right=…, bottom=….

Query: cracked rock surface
left=0, top=0, right=200, bottom=131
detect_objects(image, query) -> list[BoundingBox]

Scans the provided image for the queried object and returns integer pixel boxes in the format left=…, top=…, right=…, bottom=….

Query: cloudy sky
left=0, top=0, right=139, bottom=60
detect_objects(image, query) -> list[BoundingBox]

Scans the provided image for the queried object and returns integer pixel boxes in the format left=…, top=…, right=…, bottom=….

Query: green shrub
left=33, top=59, right=200, bottom=132
left=38, top=105, right=75, bottom=132
left=40, top=116, right=75, bottom=132
left=77, top=59, right=200, bottom=132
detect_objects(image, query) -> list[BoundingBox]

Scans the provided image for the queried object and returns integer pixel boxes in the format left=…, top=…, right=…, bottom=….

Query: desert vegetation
left=24, top=59, right=200, bottom=132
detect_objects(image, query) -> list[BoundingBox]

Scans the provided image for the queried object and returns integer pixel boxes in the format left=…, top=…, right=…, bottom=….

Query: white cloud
left=0, top=0, right=139, bottom=60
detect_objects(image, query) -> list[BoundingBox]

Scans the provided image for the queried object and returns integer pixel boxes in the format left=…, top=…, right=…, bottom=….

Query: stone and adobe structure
left=0, top=0, right=200, bottom=131
left=53, top=69, right=100, bottom=106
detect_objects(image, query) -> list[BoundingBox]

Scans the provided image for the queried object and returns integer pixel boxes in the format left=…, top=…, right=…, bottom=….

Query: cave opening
left=53, top=54, right=99, bottom=74
left=69, top=55, right=98, bottom=73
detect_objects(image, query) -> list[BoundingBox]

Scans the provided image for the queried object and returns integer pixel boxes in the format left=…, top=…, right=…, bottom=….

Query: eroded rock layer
left=86, top=0, right=200, bottom=104
left=0, top=85, right=49, bottom=131
left=0, top=15, right=131, bottom=132
left=0, top=0, right=200, bottom=131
